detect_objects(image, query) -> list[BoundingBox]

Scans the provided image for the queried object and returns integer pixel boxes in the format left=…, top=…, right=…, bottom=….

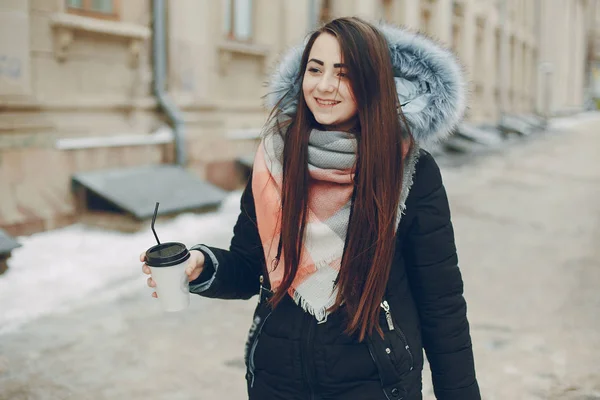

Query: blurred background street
left=1, top=0, right=600, bottom=399
left=1, top=113, right=599, bottom=400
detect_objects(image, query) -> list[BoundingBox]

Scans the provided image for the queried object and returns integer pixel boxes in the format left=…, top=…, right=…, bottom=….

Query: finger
left=147, top=277, right=156, bottom=288
left=142, top=264, right=151, bottom=275
left=152, top=292, right=157, bottom=298
left=185, top=260, right=195, bottom=276
left=139, top=252, right=146, bottom=262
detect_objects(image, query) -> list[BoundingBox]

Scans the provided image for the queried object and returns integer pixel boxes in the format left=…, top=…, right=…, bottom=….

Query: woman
left=142, top=17, right=480, bottom=400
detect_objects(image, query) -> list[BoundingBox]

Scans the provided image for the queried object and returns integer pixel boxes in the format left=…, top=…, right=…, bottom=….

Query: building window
left=223, top=0, right=253, bottom=41
left=319, top=0, right=332, bottom=24
left=377, top=0, right=393, bottom=22
left=66, top=0, right=119, bottom=20
left=420, top=8, right=431, bottom=35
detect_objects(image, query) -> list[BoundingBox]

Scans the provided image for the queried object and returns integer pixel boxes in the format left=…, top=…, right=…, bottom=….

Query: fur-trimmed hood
left=266, top=22, right=466, bottom=147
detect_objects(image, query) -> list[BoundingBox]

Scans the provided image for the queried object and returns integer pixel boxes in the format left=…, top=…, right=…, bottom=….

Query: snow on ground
left=548, top=111, right=600, bottom=130
left=0, top=190, right=243, bottom=335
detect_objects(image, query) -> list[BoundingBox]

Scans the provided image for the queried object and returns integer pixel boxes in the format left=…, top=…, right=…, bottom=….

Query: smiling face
left=302, top=33, right=358, bottom=131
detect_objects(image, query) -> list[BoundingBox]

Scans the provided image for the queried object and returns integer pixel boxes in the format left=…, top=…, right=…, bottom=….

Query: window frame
left=66, top=0, right=120, bottom=21
left=378, top=0, right=393, bottom=22
left=319, top=0, right=332, bottom=24
left=223, top=0, right=254, bottom=42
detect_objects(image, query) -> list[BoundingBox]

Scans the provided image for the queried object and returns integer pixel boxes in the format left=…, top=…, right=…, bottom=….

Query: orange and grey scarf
left=252, top=128, right=416, bottom=322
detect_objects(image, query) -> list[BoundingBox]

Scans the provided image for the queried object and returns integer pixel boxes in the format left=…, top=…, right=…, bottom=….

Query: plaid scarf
left=252, top=128, right=414, bottom=322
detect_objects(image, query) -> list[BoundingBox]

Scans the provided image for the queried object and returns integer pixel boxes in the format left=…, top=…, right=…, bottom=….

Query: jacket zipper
left=248, top=275, right=272, bottom=388
left=247, top=312, right=271, bottom=387
left=380, top=300, right=414, bottom=370
left=302, top=313, right=316, bottom=399
left=381, top=300, right=395, bottom=330
left=258, top=275, right=265, bottom=303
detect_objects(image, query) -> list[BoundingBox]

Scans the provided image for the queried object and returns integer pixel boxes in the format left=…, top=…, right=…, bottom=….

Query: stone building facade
left=589, top=0, right=600, bottom=102
left=0, top=0, right=597, bottom=235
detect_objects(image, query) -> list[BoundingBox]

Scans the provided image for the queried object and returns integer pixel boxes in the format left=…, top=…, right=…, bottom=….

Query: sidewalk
left=1, top=114, right=599, bottom=400
left=438, top=113, right=600, bottom=399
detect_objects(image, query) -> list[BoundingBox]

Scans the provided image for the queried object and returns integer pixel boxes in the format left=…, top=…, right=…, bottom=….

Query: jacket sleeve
left=403, top=152, right=480, bottom=400
left=188, top=175, right=266, bottom=300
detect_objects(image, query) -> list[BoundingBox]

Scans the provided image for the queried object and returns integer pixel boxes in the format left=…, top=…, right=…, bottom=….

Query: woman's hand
left=140, top=250, right=206, bottom=298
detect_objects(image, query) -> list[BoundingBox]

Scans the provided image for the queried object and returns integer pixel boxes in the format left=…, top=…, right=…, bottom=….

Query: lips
left=315, top=98, right=341, bottom=107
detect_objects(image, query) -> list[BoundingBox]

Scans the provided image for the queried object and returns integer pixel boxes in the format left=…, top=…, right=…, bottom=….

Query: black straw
left=151, top=202, right=161, bottom=245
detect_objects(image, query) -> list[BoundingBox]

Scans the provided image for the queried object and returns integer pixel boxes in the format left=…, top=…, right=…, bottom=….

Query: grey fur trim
left=399, top=145, right=421, bottom=211
left=265, top=22, right=466, bottom=147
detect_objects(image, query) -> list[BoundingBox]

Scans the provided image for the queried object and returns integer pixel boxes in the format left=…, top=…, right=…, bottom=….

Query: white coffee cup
left=145, top=242, right=191, bottom=312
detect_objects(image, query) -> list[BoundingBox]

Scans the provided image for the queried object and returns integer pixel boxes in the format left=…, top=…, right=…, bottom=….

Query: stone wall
left=0, top=0, right=594, bottom=235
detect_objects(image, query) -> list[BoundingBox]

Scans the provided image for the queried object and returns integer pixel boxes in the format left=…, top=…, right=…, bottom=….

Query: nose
left=316, top=73, right=336, bottom=93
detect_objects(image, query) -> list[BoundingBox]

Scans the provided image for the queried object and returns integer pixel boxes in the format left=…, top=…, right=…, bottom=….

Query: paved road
left=1, top=114, right=599, bottom=400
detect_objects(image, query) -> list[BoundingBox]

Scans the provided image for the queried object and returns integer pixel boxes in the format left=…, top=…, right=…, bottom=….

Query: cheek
left=302, top=76, right=315, bottom=98
left=340, top=82, right=354, bottom=101
left=341, top=84, right=358, bottom=115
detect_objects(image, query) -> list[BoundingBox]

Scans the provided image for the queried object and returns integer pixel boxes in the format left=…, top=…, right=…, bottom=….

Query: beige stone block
left=89, top=147, right=111, bottom=170
left=5, top=111, right=52, bottom=132
left=169, top=40, right=200, bottom=96
left=109, top=146, right=127, bottom=167
left=30, top=12, right=55, bottom=53
left=0, top=150, right=26, bottom=184
left=68, top=33, right=131, bottom=64
left=21, top=148, right=49, bottom=181
left=45, top=212, right=78, bottom=231
left=96, top=146, right=116, bottom=169
left=120, top=0, right=152, bottom=26
left=0, top=180, right=21, bottom=225
left=13, top=180, right=51, bottom=222
left=30, top=0, right=61, bottom=13
left=0, top=10, right=32, bottom=96
left=187, top=139, right=209, bottom=163
left=280, top=0, right=310, bottom=46
left=99, top=147, right=118, bottom=168
left=51, top=111, right=130, bottom=136
left=218, top=59, right=264, bottom=102
left=49, top=151, right=74, bottom=189
left=71, top=148, right=95, bottom=172
left=0, top=0, right=27, bottom=12
left=117, top=146, right=151, bottom=168
left=354, top=0, right=378, bottom=20
left=32, top=55, right=81, bottom=101
left=38, top=183, right=74, bottom=216
left=79, top=59, right=131, bottom=96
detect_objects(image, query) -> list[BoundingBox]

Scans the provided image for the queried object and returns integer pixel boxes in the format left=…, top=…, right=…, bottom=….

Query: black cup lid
left=145, top=242, right=190, bottom=267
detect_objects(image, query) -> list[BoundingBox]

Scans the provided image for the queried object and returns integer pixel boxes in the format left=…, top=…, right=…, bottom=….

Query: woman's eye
left=338, top=72, right=347, bottom=78
left=308, top=67, right=320, bottom=73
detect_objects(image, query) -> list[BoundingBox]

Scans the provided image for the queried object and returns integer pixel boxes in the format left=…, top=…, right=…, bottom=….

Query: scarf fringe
left=292, top=289, right=337, bottom=324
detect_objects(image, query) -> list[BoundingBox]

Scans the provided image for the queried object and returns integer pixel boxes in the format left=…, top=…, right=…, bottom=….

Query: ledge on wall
left=49, top=13, right=151, bottom=68
left=217, top=41, right=269, bottom=75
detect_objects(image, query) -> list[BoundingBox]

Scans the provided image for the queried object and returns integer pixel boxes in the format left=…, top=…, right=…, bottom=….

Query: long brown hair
left=268, top=17, right=414, bottom=341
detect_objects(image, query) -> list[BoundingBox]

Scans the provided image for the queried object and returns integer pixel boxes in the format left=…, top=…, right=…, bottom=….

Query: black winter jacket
left=189, top=150, right=480, bottom=400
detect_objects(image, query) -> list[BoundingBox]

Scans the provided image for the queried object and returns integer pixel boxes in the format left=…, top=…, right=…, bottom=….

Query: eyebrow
left=307, top=58, right=346, bottom=68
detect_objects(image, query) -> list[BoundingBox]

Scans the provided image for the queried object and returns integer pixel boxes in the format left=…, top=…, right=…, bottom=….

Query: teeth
left=317, top=99, right=339, bottom=105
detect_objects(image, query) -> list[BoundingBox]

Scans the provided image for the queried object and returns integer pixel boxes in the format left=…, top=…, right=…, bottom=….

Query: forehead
left=308, top=33, right=342, bottom=63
